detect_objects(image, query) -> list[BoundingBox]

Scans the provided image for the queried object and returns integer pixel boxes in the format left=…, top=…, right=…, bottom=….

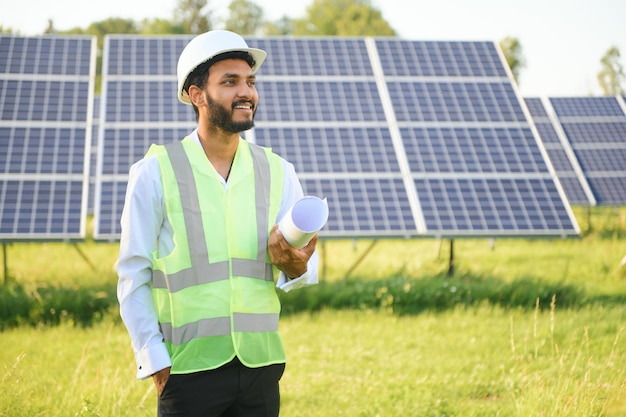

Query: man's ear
left=188, top=85, right=206, bottom=107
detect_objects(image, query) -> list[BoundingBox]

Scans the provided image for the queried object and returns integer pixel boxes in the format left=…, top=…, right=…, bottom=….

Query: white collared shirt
left=116, top=129, right=319, bottom=379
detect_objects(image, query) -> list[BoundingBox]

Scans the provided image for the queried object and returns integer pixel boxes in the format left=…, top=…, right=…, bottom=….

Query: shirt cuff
left=276, top=270, right=312, bottom=292
left=135, top=341, right=172, bottom=380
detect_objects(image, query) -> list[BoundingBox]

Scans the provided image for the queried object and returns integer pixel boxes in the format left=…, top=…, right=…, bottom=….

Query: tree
left=597, top=46, right=625, bottom=96
left=499, top=36, right=526, bottom=85
left=173, top=0, right=214, bottom=34
left=140, top=18, right=185, bottom=35
left=224, top=0, right=264, bottom=35
left=0, top=25, right=16, bottom=34
left=292, top=0, right=396, bottom=36
left=44, top=19, right=56, bottom=34
left=81, top=18, right=139, bottom=50
left=263, top=16, right=294, bottom=36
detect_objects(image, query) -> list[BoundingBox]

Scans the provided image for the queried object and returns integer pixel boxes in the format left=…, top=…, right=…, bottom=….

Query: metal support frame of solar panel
left=0, top=35, right=96, bottom=241
left=94, top=35, right=197, bottom=240
left=524, top=98, right=595, bottom=205
left=545, top=96, right=626, bottom=206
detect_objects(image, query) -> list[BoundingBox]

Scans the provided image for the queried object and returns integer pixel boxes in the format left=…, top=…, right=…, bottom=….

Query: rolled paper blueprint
left=278, top=196, right=329, bottom=248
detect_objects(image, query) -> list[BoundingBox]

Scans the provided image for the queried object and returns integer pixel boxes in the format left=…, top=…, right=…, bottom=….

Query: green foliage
left=224, top=0, right=264, bottom=35
left=279, top=272, right=592, bottom=316
left=140, top=18, right=186, bottom=35
left=0, top=284, right=33, bottom=328
left=499, top=36, right=526, bottom=85
left=0, top=282, right=116, bottom=330
left=597, top=46, right=625, bottom=96
left=0, top=24, right=16, bottom=34
left=85, top=18, right=139, bottom=39
left=292, top=0, right=396, bottom=36
left=173, top=0, right=214, bottom=34
left=262, top=16, right=294, bottom=36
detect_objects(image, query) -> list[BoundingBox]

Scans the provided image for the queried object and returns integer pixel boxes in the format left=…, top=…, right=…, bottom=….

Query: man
left=116, top=30, right=319, bottom=417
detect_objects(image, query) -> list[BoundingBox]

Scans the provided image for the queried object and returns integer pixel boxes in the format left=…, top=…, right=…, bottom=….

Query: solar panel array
left=0, top=35, right=96, bottom=240
left=527, top=96, right=626, bottom=206
left=93, top=35, right=579, bottom=240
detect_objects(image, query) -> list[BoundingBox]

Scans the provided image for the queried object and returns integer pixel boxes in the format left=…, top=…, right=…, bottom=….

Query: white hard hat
left=176, top=30, right=267, bottom=105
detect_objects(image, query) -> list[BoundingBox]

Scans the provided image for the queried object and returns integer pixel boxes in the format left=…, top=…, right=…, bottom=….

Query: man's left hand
left=268, top=224, right=318, bottom=279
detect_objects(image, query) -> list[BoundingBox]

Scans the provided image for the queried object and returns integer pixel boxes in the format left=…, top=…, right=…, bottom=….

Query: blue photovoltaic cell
left=556, top=177, right=589, bottom=205
left=255, top=127, right=399, bottom=173
left=561, top=122, right=626, bottom=144
left=256, top=80, right=386, bottom=122
left=533, top=121, right=561, bottom=145
left=0, top=180, right=83, bottom=235
left=0, top=80, right=90, bottom=121
left=588, top=177, right=626, bottom=205
left=389, top=82, right=526, bottom=123
left=0, top=35, right=95, bottom=240
left=575, top=148, right=626, bottom=172
left=105, top=37, right=190, bottom=76
left=95, top=36, right=197, bottom=239
left=544, top=147, right=575, bottom=173
left=400, top=126, right=548, bottom=174
left=524, top=97, right=591, bottom=205
left=551, top=96, right=624, bottom=118
left=375, top=40, right=507, bottom=77
left=525, top=97, right=549, bottom=118
left=0, top=127, right=86, bottom=174
left=547, top=96, right=626, bottom=205
left=96, top=181, right=129, bottom=237
left=378, top=38, right=578, bottom=236
left=100, top=127, right=194, bottom=175
left=0, top=36, right=92, bottom=76
left=414, top=178, right=575, bottom=233
left=247, top=38, right=373, bottom=77
left=300, top=178, right=415, bottom=236
left=104, top=80, right=193, bottom=123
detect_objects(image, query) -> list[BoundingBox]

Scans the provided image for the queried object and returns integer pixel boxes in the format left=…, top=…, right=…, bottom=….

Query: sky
left=1, top=0, right=625, bottom=97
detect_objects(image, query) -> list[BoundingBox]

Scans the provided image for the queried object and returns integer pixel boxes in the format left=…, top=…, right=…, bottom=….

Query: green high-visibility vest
left=148, top=136, right=285, bottom=374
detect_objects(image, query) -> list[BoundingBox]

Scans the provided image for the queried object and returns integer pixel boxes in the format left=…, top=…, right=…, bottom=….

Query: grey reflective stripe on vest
left=248, top=142, right=271, bottom=263
left=152, top=140, right=274, bottom=293
left=160, top=313, right=279, bottom=345
left=160, top=317, right=231, bottom=344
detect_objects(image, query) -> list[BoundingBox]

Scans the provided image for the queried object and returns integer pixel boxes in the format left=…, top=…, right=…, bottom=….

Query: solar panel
left=94, top=36, right=196, bottom=240
left=95, top=35, right=579, bottom=240
left=529, top=96, right=626, bottom=206
left=374, top=38, right=577, bottom=236
left=0, top=35, right=96, bottom=240
left=524, top=98, right=594, bottom=205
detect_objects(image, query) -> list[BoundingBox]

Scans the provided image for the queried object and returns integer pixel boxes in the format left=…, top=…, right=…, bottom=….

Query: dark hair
left=184, top=51, right=256, bottom=120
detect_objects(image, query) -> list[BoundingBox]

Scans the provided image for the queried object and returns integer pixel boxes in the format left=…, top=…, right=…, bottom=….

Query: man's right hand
left=152, top=367, right=171, bottom=397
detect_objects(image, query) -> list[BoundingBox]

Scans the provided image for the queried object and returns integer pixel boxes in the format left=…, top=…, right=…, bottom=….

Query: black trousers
left=158, top=357, right=286, bottom=417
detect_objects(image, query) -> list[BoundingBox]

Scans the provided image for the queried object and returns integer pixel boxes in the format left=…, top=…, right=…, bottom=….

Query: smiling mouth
left=233, top=101, right=254, bottom=111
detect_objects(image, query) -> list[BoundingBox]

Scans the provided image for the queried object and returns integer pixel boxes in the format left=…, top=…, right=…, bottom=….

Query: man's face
left=203, top=58, right=259, bottom=133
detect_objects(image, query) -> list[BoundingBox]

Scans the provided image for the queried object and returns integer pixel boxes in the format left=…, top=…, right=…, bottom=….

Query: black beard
left=205, top=92, right=256, bottom=133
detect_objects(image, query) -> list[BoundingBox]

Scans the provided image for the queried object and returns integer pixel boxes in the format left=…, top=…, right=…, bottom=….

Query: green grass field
left=1, top=206, right=625, bottom=416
